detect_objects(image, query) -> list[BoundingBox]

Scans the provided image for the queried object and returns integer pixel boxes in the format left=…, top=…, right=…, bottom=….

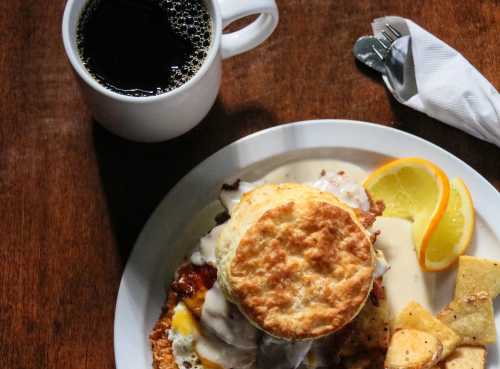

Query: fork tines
left=371, top=24, right=402, bottom=60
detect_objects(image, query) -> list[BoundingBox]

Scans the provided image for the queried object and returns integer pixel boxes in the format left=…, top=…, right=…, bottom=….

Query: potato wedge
left=455, top=255, right=500, bottom=299
left=394, top=302, right=460, bottom=358
left=440, top=346, right=486, bottom=369
left=385, top=329, right=442, bottom=369
left=438, top=292, right=496, bottom=346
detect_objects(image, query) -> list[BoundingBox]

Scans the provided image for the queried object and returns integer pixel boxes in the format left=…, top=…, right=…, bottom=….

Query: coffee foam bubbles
left=159, top=0, right=212, bottom=92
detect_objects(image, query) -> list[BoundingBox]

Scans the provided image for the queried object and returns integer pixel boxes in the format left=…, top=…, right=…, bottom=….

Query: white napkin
left=372, top=16, right=500, bottom=147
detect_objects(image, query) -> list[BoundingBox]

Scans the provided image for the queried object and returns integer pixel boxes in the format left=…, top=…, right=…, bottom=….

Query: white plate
left=114, top=120, right=500, bottom=369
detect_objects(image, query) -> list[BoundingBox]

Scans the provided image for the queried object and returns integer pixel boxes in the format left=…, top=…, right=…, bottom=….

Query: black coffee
left=77, top=0, right=212, bottom=97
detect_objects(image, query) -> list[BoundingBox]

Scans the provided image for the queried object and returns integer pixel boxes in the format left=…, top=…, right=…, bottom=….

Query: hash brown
left=340, top=280, right=392, bottom=355
left=150, top=291, right=179, bottom=369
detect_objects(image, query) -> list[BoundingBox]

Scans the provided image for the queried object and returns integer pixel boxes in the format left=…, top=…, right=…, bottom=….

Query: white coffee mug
left=62, top=0, right=278, bottom=142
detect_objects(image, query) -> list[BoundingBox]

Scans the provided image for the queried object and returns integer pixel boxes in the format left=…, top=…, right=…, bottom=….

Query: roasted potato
left=385, top=329, right=442, bottom=369
left=394, top=302, right=460, bottom=358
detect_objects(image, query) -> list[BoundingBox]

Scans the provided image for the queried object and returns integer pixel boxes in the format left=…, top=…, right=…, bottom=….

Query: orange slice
left=423, top=178, right=474, bottom=271
left=363, top=158, right=450, bottom=270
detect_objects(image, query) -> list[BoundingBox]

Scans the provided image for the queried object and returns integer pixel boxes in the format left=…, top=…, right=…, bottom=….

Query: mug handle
left=217, top=0, right=279, bottom=60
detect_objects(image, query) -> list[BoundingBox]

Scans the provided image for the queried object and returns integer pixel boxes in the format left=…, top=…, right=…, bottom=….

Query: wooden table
left=1, top=0, right=499, bottom=368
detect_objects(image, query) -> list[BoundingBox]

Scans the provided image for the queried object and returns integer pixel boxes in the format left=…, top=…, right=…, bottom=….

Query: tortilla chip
left=438, top=292, right=496, bottom=346
left=394, top=302, right=460, bottom=358
left=455, top=255, right=500, bottom=299
left=440, top=346, right=486, bottom=369
left=385, top=329, right=442, bottom=369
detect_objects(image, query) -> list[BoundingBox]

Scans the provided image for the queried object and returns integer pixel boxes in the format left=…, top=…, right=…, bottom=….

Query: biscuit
left=216, top=183, right=375, bottom=340
left=217, top=184, right=367, bottom=298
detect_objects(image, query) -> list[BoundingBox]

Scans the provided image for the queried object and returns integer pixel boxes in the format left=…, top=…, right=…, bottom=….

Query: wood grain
left=0, top=1, right=498, bottom=368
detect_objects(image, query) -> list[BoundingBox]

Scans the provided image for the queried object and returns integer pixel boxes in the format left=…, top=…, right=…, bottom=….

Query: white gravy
left=201, top=283, right=257, bottom=350
left=260, top=159, right=368, bottom=185
left=373, top=217, right=435, bottom=314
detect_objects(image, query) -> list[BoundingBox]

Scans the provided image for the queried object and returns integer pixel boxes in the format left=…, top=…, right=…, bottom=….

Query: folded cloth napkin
left=372, top=16, right=500, bottom=147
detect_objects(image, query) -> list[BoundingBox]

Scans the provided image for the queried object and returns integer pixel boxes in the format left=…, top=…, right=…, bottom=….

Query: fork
left=353, top=24, right=417, bottom=101
left=352, top=23, right=401, bottom=74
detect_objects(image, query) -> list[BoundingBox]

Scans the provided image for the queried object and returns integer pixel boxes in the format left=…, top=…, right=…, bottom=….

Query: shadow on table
left=92, top=98, right=276, bottom=266
left=384, top=90, right=500, bottom=186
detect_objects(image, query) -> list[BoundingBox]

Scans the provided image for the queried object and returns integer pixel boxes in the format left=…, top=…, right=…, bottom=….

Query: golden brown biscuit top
left=228, top=197, right=374, bottom=340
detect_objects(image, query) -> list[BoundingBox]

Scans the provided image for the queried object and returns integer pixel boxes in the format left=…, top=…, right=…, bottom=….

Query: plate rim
left=114, top=119, right=500, bottom=369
